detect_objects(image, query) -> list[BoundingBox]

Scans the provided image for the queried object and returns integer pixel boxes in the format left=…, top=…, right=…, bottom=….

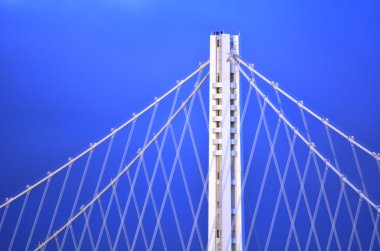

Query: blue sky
left=0, top=0, right=380, bottom=250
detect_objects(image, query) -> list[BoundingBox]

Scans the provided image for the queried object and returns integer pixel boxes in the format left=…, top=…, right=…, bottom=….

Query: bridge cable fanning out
left=34, top=71, right=210, bottom=250
left=234, top=57, right=380, bottom=250
left=0, top=48, right=379, bottom=250
left=0, top=61, right=210, bottom=211
left=234, top=57, right=380, bottom=214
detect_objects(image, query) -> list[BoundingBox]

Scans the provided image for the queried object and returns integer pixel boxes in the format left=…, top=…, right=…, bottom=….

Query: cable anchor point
left=297, top=100, right=304, bottom=108
left=308, top=142, right=316, bottom=151
left=348, top=136, right=355, bottom=143
left=358, top=190, right=364, bottom=200
left=278, top=111, right=284, bottom=120
left=89, top=143, right=95, bottom=149
left=263, top=95, right=269, bottom=104
left=372, top=152, right=380, bottom=161
left=324, top=158, right=330, bottom=165
left=322, top=118, right=329, bottom=125
left=339, top=174, right=346, bottom=183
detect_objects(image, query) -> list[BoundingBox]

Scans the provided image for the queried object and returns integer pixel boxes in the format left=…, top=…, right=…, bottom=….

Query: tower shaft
left=208, top=33, right=243, bottom=251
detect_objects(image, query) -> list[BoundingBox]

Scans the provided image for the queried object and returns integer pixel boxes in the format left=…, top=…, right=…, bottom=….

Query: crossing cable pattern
left=235, top=56, right=380, bottom=165
left=145, top=71, right=210, bottom=251
left=0, top=52, right=379, bottom=251
left=34, top=71, right=210, bottom=251
left=0, top=62, right=210, bottom=250
left=233, top=56, right=380, bottom=250
left=235, top=57, right=380, bottom=212
left=0, top=61, right=209, bottom=211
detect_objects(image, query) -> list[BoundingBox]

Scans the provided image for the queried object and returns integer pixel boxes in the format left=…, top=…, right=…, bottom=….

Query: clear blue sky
left=0, top=0, right=380, bottom=250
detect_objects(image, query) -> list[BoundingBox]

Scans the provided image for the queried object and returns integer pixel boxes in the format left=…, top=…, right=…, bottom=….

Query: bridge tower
left=208, top=32, right=243, bottom=251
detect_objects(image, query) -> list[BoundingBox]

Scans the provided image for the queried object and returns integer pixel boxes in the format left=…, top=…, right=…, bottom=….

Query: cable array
left=0, top=61, right=209, bottom=210
left=0, top=52, right=379, bottom=251
left=0, top=62, right=209, bottom=251
left=235, top=57, right=380, bottom=250
left=235, top=56, right=380, bottom=164
left=236, top=59, right=379, bottom=214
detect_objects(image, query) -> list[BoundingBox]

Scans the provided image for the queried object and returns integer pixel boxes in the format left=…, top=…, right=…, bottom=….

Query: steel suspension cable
left=298, top=106, right=340, bottom=251
left=238, top=65, right=380, bottom=215
left=182, top=106, right=209, bottom=251
left=235, top=56, right=380, bottom=164
left=239, top=58, right=379, bottom=248
left=110, top=179, right=131, bottom=250
left=238, top=66, right=368, bottom=250
left=33, top=71, right=208, bottom=251
left=126, top=104, right=160, bottom=251
left=8, top=191, right=29, bottom=251
left=323, top=116, right=346, bottom=250
left=159, top=69, right=206, bottom=250
left=69, top=225, right=78, bottom=250
left=129, top=71, right=191, bottom=250
left=264, top=133, right=299, bottom=251
left=54, top=235, right=60, bottom=250
left=0, top=204, right=9, bottom=232
left=76, top=133, right=115, bottom=250
left=25, top=177, right=52, bottom=251
left=221, top=86, right=283, bottom=251
left=183, top=106, right=208, bottom=202
left=58, top=149, right=95, bottom=250
left=285, top=151, right=314, bottom=251
left=255, top=94, right=304, bottom=250
left=42, top=163, right=73, bottom=251
left=348, top=199, right=363, bottom=251
left=147, top=72, right=208, bottom=250
left=82, top=209, right=95, bottom=249
left=350, top=142, right=380, bottom=243
left=149, top=117, right=189, bottom=250
left=169, top=124, right=205, bottom=250
left=272, top=74, right=331, bottom=250
left=94, top=120, right=136, bottom=251
left=0, top=61, right=209, bottom=210
left=370, top=215, right=380, bottom=250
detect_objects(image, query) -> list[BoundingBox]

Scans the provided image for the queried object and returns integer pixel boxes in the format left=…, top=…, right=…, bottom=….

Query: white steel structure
left=208, top=32, right=243, bottom=251
left=1, top=33, right=380, bottom=251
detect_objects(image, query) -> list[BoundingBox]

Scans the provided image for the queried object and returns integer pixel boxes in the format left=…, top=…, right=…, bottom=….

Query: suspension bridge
left=0, top=33, right=379, bottom=251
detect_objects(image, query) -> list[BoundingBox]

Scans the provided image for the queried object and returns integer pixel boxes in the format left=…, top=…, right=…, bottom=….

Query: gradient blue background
left=0, top=0, right=380, bottom=250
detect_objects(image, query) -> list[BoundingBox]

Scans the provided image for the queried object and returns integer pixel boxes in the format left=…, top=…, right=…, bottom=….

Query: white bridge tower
left=208, top=32, right=243, bottom=251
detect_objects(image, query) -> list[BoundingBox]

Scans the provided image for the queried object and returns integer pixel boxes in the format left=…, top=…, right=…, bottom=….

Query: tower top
left=212, top=30, right=224, bottom=35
